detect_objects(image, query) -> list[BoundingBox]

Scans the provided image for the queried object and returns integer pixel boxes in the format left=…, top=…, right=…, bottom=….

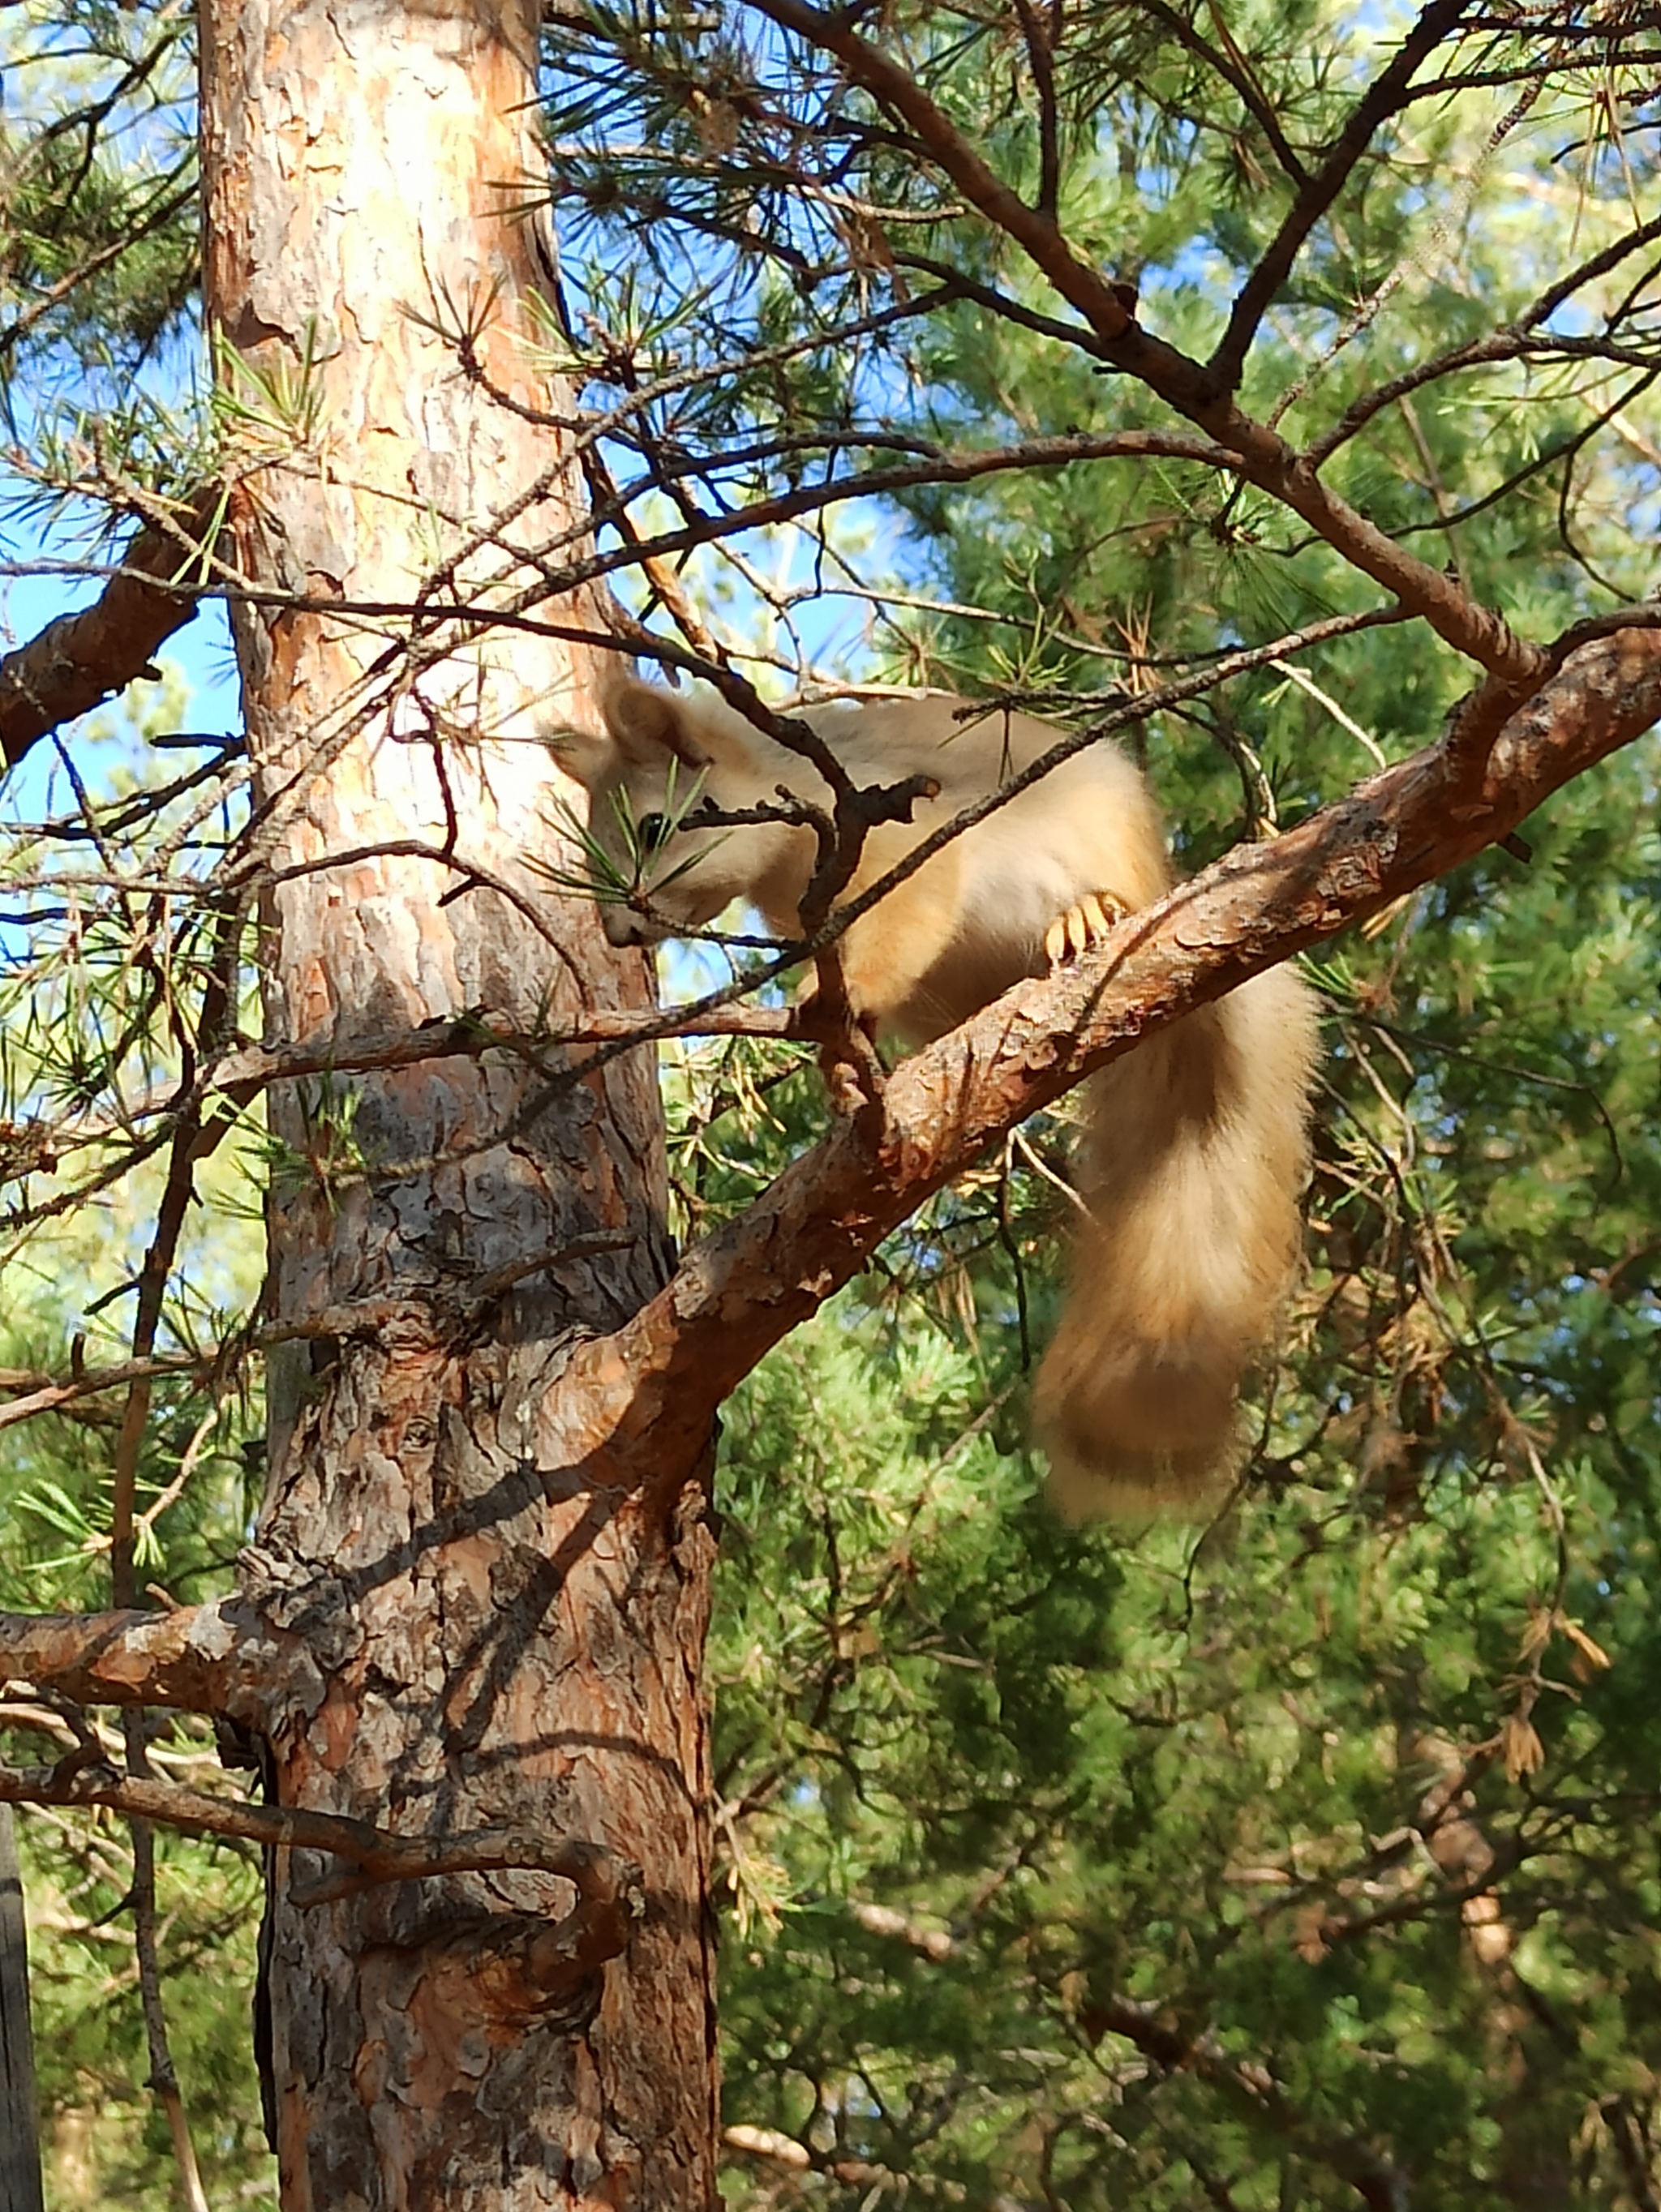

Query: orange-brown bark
left=0, top=1600, right=281, bottom=1721
left=1, top=9, right=1655, bottom=2193
left=196, top=0, right=716, bottom=2202
left=2, top=630, right=1656, bottom=1654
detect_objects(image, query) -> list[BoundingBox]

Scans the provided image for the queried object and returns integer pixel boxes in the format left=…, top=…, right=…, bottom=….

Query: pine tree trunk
left=197, top=5, right=719, bottom=2202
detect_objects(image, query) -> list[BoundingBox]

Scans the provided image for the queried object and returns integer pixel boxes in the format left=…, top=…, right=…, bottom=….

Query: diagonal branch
left=1209, top=0, right=1470, bottom=388
left=1090, top=1991, right=1411, bottom=2211
left=560, top=624, right=1661, bottom=1475
left=0, top=490, right=219, bottom=774
left=748, top=0, right=1138, bottom=342
left=7, top=640, right=1657, bottom=1853
left=1132, top=0, right=1311, bottom=186
left=13, top=642, right=1658, bottom=1700
left=844, top=1891, right=1407, bottom=2206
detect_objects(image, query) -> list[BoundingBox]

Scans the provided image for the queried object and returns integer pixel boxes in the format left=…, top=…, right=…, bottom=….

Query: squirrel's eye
left=637, top=812, right=669, bottom=851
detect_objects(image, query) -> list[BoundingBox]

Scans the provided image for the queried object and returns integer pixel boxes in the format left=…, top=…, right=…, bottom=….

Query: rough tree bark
left=197, top=2, right=718, bottom=2205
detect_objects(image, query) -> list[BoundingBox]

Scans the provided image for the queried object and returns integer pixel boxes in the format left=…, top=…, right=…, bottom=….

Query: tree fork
left=196, top=2, right=718, bottom=2204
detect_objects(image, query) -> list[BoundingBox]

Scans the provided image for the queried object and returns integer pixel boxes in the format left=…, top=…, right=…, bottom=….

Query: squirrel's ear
left=601, top=680, right=714, bottom=769
left=541, top=720, right=612, bottom=790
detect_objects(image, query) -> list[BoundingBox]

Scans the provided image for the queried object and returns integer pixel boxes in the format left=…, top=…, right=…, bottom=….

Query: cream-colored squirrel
left=558, top=681, right=1319, bottom=1517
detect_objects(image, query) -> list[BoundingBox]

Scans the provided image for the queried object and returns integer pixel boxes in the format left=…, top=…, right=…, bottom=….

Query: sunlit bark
left=196, top=2, right=717, bottom=2201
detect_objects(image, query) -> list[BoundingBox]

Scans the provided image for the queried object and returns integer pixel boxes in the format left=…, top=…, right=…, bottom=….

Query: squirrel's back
left=789, top=697, right=1173, bottom=1041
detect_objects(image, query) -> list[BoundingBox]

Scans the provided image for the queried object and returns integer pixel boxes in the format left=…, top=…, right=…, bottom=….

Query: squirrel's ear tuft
left=602, top=680, right=713, bottom=769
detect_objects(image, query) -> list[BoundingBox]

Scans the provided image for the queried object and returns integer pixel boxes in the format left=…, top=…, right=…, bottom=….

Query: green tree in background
left=2, top=0, right=1659, bottom=2204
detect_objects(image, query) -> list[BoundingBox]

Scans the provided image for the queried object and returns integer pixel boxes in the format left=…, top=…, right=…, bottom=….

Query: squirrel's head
left=550, top=680, right=770, bottom=949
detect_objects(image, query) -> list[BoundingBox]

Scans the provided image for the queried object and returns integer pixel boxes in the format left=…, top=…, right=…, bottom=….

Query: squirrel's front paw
left=1044, top=892, right=1127, bottom=968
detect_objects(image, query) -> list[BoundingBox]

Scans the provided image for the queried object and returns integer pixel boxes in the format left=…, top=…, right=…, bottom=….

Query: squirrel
left=556, top=680, right=1320, bottom=1518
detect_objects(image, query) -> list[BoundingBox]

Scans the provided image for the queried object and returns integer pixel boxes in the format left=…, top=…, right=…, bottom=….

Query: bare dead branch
left=0, top=1759, right=631, bottom=1900
left=2, top=1002, right=801, bottom=1191
left=120, top=1708, right=211, bottom=2212
left=0, top=491, right=220, bottom=772
left=0, top=1228, right=671, bottom=1431
left=499, top=427, right=1238, bottom=593
left=0, top=1351, right=233, bottom=1434
left=110, top=1107, right=234, bottom=1609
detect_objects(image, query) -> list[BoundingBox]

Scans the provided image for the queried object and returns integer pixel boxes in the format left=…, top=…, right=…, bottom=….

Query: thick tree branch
left=11, top=626, right=1655, bottom=1722
left=569, top=626, right=1661, bottom=1471
left=0, top=1599, right=296, bottom=1726
left=0, top=492, right=218, bottom=773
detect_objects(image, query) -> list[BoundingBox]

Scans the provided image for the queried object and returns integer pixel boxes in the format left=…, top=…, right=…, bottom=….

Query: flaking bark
left=196, top=1, right=718, bottom=2202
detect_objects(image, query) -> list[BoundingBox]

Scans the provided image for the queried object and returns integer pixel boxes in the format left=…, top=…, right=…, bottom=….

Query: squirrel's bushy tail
left=1033, top=967, right=1320, bottom=1520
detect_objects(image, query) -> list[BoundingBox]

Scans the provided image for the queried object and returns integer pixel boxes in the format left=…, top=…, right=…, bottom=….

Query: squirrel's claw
left=1045, top=891, right=1127, bottom=968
